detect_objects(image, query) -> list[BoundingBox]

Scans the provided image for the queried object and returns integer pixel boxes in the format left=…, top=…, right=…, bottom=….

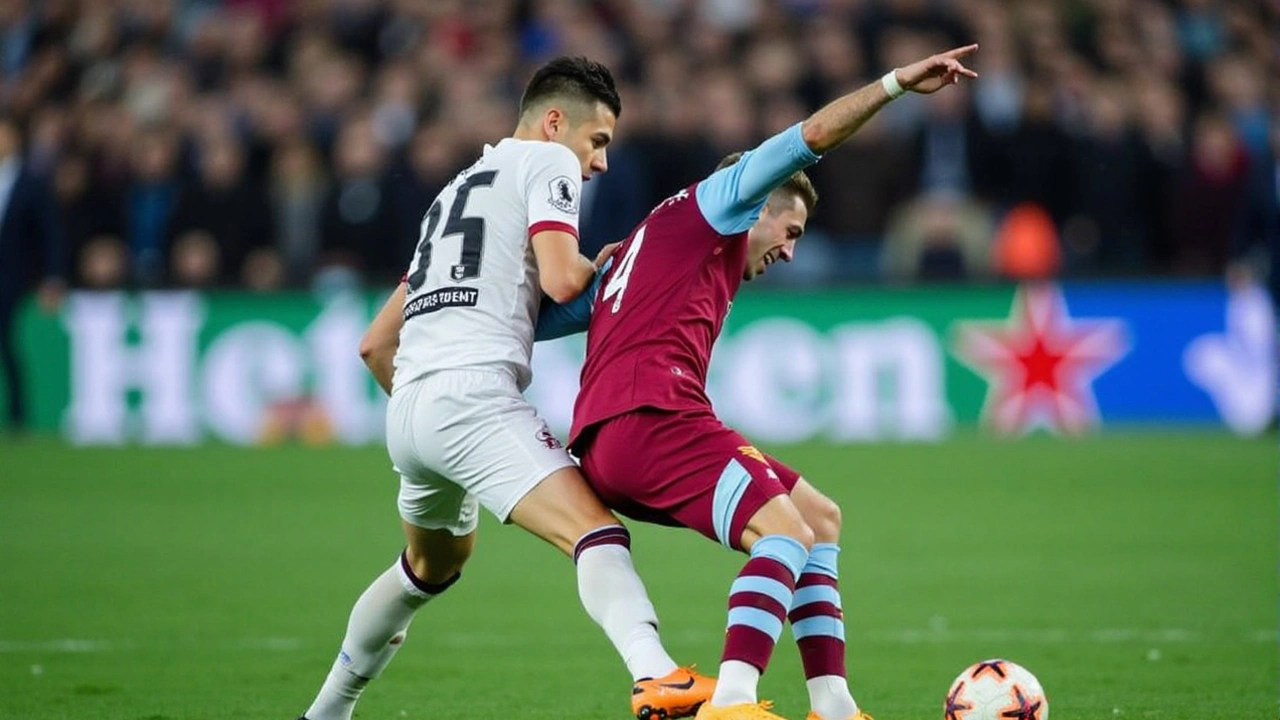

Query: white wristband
left=881, top=69, right=905, bottom=99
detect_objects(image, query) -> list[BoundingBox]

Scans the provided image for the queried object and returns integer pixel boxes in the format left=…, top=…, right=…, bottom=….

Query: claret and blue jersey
left=567, top=122, right=822, bottom=448
left=534, top=122, right=821, bottom=342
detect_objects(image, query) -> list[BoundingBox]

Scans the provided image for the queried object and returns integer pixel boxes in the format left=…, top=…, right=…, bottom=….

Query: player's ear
left=542, top=107, right=566, bottom=140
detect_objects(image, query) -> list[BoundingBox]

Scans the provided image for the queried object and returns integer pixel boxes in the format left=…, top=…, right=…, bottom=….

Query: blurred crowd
left=0, top=0, right=1277, bottom=294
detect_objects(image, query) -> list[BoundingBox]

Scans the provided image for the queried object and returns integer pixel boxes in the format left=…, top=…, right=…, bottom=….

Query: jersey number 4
left=407, top=170, right=498, bottom=292
left=600, top=224, right=647, bottom=313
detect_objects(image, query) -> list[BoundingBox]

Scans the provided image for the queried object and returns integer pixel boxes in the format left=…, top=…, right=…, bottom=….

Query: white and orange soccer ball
left=944, top=659, right=1048, bottom=720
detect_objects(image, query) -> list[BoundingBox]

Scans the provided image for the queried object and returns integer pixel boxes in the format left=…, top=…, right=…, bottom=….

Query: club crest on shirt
left=536, top=423, right=563, bottom=450
left=548, top=175, right=578, bottom=214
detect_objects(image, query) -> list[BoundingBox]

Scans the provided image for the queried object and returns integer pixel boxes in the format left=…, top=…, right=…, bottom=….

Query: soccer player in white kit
left=298, top=57, right=712, bottom=720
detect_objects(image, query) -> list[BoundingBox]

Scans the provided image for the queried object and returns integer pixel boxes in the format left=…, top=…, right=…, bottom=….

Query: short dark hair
left=519, top=56, right=621, bottom=121
left=715, top=152, right=818, bottom=214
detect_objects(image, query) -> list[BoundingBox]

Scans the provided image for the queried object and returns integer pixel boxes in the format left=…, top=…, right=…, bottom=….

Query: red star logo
left=952, top=284, right=1128, bottom=436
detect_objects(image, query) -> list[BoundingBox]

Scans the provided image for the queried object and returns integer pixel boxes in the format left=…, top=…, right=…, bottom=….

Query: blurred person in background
left=629, top=48, right=721, bottom=210
left=1207, top=53, right=1280, bottom=288
left=1171, top=111, right=1251, bottom=276
left=317, top=114, right=396, bottom=289
left=169, top=228, right=222, bottom=289
left=881, top=189, right=994, bottom=282
left=991, top=201, right=1063, bottom=281
left=170, top=132, right=274, bottom=287
left=124, top=126, right=182, bottom=287
left=0, top=0, right=1273, bottom=291
left=1063, top=80, right=1157, bottom=275
left=989, top=82, right=1076, bottom=228
left=51, top=152, right=123, bottom=287
left=387, top=122, right=466, bottom=270
left=798, top=22, right=910, bottom=282
left=909, top=77, right=996, bottom=202
left=806, top=110, right=915, bottom=282
left=0, top=115, right=64, bottom=436
left=1132, top=79, right=1188, bottom=272
left=269, top=138, right=328, bottom=287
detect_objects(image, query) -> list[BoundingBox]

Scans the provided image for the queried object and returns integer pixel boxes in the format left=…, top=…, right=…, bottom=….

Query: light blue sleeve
left=534, top=257, right=612, bottom=341
left=694, top=122, right=822, bottom=235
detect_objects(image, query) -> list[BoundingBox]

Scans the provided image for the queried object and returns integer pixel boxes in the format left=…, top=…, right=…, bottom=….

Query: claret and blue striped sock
left=709, top=534, right=810, bottom=707
left=789, top=543, right=858, bottom=720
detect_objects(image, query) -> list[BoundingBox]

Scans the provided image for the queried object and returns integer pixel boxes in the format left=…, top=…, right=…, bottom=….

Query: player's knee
left=744, top=496, right=816, bottom=552
left=761, top=517, right=815, bottom=553
left=806, top=495, right=842, bottom=543
left=404, top=552, right=469, bottom=585
left=789, top=522, right=816, bottom=552
left=404, top=536, right=474, bottom=585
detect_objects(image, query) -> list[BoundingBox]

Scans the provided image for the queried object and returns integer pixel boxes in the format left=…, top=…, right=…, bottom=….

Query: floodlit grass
left=1, top=433, right=1275, bottom=719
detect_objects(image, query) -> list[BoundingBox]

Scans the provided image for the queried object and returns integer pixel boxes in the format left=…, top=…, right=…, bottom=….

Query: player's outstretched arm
left=359, top=282, right=407, bottom=396
left=801, top=44, right=978, bottom=154
left=694, top=46, right=976, bottom=236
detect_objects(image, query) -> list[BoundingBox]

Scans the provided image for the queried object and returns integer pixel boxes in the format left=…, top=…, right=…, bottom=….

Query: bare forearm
left=800, top=79, right=893, bottom=155
left=360, top=282, right=406, bottom=397
left=366, top=352, right=395, bottom=396
left=801, top=44, right=979, bottom=155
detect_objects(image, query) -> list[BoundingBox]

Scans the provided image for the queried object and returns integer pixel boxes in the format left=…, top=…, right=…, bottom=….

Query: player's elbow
left=540, top=275, right=584, bottom=305
left=800, top=119, right=832, bottom=154
left=358, top=332, right=387, bottom=368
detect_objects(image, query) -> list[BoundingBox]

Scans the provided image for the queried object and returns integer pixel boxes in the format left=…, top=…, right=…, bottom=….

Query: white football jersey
left=393, top=138, right=583, bottom=392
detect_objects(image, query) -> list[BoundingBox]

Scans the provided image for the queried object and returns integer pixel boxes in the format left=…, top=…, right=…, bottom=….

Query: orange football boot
left=693, top=700, right=790, bottom=720
left=632, top=666, right=716, bottom=719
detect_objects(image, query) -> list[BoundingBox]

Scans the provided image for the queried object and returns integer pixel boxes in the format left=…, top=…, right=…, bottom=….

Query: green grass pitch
left=1, top=433, right=1275, bottom=719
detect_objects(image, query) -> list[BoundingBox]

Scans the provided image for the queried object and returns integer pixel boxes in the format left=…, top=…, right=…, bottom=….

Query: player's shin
left=710, top=535, right=809, bottom=707
left=788, top=543, right=858, bottom=720
left=574, top=524, right=679, bottom=681
left=303, top=551, right=459, bottom=720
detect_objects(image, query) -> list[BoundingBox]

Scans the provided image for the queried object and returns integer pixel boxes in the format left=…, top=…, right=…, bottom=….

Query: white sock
left=807, top=676, right=859, bottom=720
left=576, top=537, right=678, bottom=681
left=710, top=659, right=760, bottom=706
left=303, top=555, right=448, bottom=720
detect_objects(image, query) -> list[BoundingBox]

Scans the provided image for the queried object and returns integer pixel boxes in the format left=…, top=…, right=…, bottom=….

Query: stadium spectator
left=269, top=138, right=328, bottom=286
left=1171, top=111, right=1252, bottom=275
left=0, top=0, right=1272, bottom=290
left=0, top=115, right=65, bottom=434
left=123, top=126, right=182, bottom=287
left=52, top=152, right=123, bottom=286
left=1064, top=80, right=1159, bottom=275
left=317, top=114, right=397, bottom=288
left=170, top=133, right=274, bottom=286
left=881, top=189, right=995, bottom=282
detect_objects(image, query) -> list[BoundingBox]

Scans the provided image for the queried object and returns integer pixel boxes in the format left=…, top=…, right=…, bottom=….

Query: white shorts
left=385, top=369, right=575, bottom=535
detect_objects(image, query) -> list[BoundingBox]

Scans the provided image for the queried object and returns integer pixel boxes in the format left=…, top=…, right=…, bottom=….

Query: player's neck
left=511, top=123, right=550, bottom=142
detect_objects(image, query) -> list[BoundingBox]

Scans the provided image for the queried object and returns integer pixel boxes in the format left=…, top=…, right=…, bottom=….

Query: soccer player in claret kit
left=296, top=57, right=711, bottom=720
left=570, top=46, right=980, bottom=720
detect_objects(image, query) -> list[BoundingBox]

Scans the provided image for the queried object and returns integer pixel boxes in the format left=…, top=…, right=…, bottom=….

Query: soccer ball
left=944, top=659, right=1048, bottom=720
